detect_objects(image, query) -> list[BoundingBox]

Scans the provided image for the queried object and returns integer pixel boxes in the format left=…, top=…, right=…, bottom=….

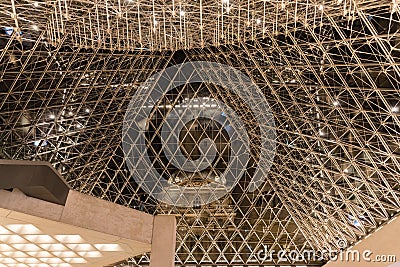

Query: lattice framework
left=1, top=0, right=400, bottom=266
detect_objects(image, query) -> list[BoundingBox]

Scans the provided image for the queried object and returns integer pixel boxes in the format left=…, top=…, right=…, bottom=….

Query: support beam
left=149, top=215, right=177, bottom=267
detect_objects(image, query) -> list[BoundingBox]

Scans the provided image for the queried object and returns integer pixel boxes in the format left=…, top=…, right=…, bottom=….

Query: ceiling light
left=33, top=2, right=39, bottom=7
left=27, top=251, right=54, bottom=257
left=55, top=235, right=84, bottom=243
left=24, top=235, right=55, bottom=243
left=7, top=224, right=40, bottom=234
left=319, top=4, right=324, bottom=10
left=12, top=244, right=41, bottom=251
left=63, top=257, right=87, bottom=263
left=333, top=100, right=339, bottom=106
left=391, top=106, right=399, bottom=112
left=0, top=189, right=164, bottom=267
left=0, top=227, right=130, bottom=266
left=0, top=226, right=11, bottom=234
left=256, top=19, right=261, bottom=24
left=77, top=251, right=102, bottom=257
left=0, top=244, right=14, bottom=251
left=0, top=234, right=27, bottom=243
left=180, top=10, right=185, bottom=16
left=66, top=244, right=94, bottom=251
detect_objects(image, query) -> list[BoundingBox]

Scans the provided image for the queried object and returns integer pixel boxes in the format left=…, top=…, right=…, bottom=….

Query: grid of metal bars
left=1, top=0, right=400, bottom=266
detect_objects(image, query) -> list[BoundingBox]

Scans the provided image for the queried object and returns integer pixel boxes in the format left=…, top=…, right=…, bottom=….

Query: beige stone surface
left=149, top=215, right=177, bottom=267
left=61, top=190, right=154, bottom=244
left=324, top=217, right=400, bottom=267
left=0, top=189, right=64, bottom=221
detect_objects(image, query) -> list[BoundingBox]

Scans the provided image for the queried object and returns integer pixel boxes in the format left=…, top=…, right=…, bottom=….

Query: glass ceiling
left=1, top=0, right=400, bottom=266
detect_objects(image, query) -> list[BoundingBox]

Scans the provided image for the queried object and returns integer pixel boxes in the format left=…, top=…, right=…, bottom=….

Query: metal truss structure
left=1, top=0, right=400, bottom=266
